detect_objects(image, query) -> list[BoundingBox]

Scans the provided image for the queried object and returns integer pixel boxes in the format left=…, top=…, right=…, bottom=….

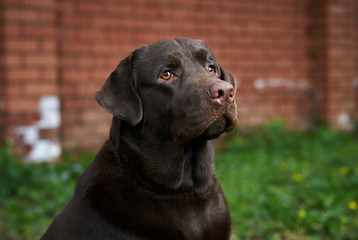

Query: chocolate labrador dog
left=41, top=38, right=237, bottom=240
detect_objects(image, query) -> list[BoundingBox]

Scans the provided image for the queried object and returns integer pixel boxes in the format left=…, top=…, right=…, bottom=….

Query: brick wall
left=323, top=0, right=357, bottom=128
left=1, top=0, right=61, bottom=160
left=1, top=0, right=357, bottom=160
left=356, top=0, right=358, bottom=118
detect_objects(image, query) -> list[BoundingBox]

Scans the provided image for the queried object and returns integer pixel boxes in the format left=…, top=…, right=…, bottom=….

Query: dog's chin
left=201, top=115, right=236, bottom=140
left=174, top=108, right=237, bottom=143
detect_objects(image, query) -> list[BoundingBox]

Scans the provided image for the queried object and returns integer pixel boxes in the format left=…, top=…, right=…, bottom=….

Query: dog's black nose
left=207, top=81, right=234, bottom=106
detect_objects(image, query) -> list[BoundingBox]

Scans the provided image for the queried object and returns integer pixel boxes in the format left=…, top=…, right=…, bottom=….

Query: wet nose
left=207, top=81, right=235, bottom=106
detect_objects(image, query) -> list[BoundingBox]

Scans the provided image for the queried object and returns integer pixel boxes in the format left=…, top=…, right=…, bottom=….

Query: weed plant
left=217, top=120, right=358, bottom=239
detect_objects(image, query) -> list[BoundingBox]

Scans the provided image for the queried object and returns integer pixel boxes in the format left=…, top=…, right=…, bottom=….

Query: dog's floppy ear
left=95, top=52, right=143, bottom=126
left=220, top=66, right=237, bottom=93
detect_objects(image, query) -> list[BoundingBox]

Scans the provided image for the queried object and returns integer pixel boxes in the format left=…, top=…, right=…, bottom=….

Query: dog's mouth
left=172, top=101, right=237, bottom=143
left=201, top=109, right=237, bottom=139
left=190, top=107, right=237, bottom=142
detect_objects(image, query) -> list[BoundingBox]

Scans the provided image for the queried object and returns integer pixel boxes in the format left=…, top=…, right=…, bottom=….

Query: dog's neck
left=109, top=117, right=216, bottom=196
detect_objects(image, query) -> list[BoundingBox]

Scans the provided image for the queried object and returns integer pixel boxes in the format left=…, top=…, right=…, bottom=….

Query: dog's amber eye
left=208, top=65, right=216, bottom=75
left=161, top=71, right=173, bottom=80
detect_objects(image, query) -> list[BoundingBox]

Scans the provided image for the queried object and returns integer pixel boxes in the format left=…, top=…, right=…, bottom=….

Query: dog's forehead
left=147, top=39, right=213, bottom=61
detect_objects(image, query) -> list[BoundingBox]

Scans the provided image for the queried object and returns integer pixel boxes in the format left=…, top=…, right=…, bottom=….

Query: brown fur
left=41, top=38, right=237, bottom=240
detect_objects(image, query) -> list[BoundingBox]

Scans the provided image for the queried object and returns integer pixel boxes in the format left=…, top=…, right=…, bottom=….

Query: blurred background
left=0, top=0, right=357, bottom=161
left=0, top=0, right=358, bottom=239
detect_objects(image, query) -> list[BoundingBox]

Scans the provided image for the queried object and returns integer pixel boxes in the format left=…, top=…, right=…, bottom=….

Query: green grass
left=0, top=121, right=358, bottom=239
left=216, top=120, right=358, bottom=239
left=0, top=144, right=94, bottom=240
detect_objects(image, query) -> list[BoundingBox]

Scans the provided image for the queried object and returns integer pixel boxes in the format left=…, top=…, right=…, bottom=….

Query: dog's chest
left=177, top=208, right=207, bottom=238
left=166, top=195, right=226, bottom=239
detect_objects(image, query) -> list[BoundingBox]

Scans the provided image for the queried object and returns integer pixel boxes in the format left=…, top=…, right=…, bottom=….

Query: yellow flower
left=340, top=166, right=349, bottom=176
left=348, top=201, right=357, bottom=210
left=292, top=173, right=304, bottom=182
left=298, top=209, right=306, bottom=218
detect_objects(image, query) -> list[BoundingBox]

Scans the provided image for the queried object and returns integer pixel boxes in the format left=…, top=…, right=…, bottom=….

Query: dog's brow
left=165, top=54, right=182, bottom=68
left=193, top=48, right=208, bottom=61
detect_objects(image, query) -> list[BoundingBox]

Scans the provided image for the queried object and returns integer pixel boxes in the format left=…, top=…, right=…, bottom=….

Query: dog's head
left=96, top=38, right=237, bottom=143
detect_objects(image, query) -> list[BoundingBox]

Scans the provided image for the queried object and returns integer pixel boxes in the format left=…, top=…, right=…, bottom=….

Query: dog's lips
left=200, top=103, right=237, bottom=138
left=173, top=114, right=235, bottom=143
left=210, top=114, right=235, bottom=133
left=172, top=100, right=237, bottom=143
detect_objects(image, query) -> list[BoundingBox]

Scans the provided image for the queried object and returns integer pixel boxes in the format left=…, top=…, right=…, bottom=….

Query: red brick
left=3, top=8, right=41, bottom=22
left=24, top=25, right=57, bottom=38
left=43, top=69, right=58, bottom=82
left=2, top=24, right=22, bottom=36
left=24, top=83, right=58, bottom=96
left=2, top=113, right=38, bottom=126
left=2, top=54, right=23, bottom=67
left=4, top=39, right=39, bottom=52
left=38, top=129, right=59, bottom=139
left=41, top=11, right=57, bottom=23
left=5, top=84, right=24, bottom=96
left=40, top=40, right=57, bottom=52
left=24, top=54, right=57, bottom=67
left=23, top=0, right=56, bottom=8
left=5, top=98, right=38, bottom=113
left=6, top=69, right=41, bottom=81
